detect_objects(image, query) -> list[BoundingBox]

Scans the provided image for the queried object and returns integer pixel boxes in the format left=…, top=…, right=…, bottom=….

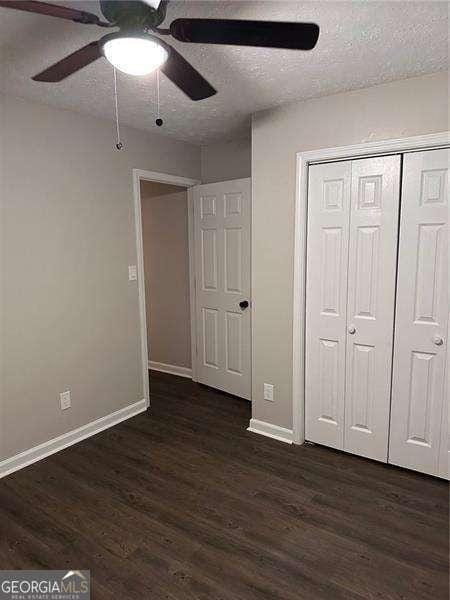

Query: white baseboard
left=0, top=399, right=147, bottom=480
left=149, top=361, right=192, bottom=379
left=247, top=418, right=294, bottom=444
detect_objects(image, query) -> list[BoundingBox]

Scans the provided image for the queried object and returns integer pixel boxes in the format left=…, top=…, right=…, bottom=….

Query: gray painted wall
left=141, top=181, right=191, bottom=369
left=201, top=137, right=251, bottom=183
left=251, top=71, right=448, bottom=431
left=0, top=94, right=200, bottom=461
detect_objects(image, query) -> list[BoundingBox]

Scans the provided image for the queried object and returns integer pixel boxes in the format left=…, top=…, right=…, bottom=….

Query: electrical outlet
left=128, top=265, right=137, bottom=281
left=263, top=383, right=274, bottom=402
left=60, top=390, right=71, bottom=411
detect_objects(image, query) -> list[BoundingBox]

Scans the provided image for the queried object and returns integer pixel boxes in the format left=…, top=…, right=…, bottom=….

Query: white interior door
left=344, top=156, right=400, bottom=461
left=389, top=149, right=449, bottom=477
left=192, top=178, right=251, bottom=399
left=306, top=156, right=400, bottom=462
left=305, top=161, right=351, bottom=449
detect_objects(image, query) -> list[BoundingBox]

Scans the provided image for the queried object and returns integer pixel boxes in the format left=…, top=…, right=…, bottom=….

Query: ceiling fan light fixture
left=102, top=36, right=168, bottom=76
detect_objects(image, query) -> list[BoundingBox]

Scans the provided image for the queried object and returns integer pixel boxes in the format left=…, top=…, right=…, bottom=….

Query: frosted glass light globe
left=103, top=37, right=168, bottom=76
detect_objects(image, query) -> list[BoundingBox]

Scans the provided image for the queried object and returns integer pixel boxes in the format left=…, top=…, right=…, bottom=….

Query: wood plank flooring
left=0, top=371, right=448, bottom=599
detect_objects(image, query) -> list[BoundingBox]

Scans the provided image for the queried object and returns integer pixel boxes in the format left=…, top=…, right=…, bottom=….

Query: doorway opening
left=133, top=169, right=199, bottom=405
left=133, top=169, right=252, bottom=406
left=141, top=179, right=193, bottom=378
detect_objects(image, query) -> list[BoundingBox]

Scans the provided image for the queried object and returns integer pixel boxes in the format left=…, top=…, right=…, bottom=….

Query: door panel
left=193, top=178, right=251, bottom=399
left=389, top=149, right=448, bottom=477
left=202, top=308, right=219, bottom=368
left=225, top=311, right=243, bottom=374
left=201, top=229, right=218, bottom=290
left=344, top=156, right=401, bottom=461
left=306, top=161, right=351, bottom=449
left=224, top=228, right=242, bottom=292
left=306, top=156, right=400, bottom=460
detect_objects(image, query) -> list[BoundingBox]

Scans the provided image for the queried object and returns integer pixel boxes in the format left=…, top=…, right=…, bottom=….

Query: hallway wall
left=141, top=181, right=191, bottom=370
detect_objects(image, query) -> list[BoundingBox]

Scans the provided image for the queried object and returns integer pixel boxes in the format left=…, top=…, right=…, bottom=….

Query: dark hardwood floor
left=0, top=371, right=448, bottom=599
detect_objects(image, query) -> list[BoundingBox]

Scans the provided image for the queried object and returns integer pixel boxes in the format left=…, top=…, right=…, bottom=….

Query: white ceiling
left=0, top=1, right=447, bottom=145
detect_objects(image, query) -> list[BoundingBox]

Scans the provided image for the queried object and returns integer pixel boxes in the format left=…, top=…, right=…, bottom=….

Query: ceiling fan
left=0, top=0, right=320, bottom=101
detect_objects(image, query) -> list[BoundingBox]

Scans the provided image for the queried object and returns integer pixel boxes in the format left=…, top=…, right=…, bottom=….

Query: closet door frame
left=293, top=132, right=449, bottom=447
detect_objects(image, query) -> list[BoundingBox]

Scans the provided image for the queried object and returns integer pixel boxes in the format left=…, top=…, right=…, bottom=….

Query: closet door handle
left=433, top=335, right=444, bottom=346
left=348, top=326, right=356, bottom=335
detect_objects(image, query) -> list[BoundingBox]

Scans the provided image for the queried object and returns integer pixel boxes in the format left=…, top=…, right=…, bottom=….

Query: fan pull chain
left=155, top=69, right=163, bottom=127
left=113, top=67, right=124, bottom=150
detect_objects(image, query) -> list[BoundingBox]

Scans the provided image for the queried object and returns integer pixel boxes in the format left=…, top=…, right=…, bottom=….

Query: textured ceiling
left=0, top=1, right=447, bottom=144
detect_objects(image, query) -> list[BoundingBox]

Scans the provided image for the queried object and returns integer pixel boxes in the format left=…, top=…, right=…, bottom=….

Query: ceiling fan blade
left=32, top=40, right=102, bottom=82
left=160, top=43, right=216, bottom=101
left=170, top=18, right=319, bottom=50
left=0, top=1, right=111, bottom=26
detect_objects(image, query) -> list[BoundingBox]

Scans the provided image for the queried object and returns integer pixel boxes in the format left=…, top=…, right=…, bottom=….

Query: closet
left=305, top=148, right=448, bottom=478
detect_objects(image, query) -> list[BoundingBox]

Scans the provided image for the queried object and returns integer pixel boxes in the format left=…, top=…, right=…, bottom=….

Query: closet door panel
left=305, top=161, right=351, bottom=449
left=389, top=149, right=448, bottom=477
left=344, top=156, right=401, bottom=461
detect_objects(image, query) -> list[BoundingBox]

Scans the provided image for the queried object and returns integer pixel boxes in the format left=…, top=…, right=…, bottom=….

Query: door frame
left=292, top=131, right=449, bottom=444
left=132, top=169, right=200, bottom=407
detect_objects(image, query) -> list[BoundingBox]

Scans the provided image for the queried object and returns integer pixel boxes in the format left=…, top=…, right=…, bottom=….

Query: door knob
left=239, top=300, right=249, bottom=310
left=348, top=325, right=356, bottom=334
left=433, top=335, right=444, bottom=346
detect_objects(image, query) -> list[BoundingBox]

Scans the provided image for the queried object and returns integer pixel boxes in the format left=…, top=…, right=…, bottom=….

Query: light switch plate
left=263, top=383, right=274, bottom=402
left=60, top=390, right=71, bottom=410
left=128, top=265, right=137, bottom=281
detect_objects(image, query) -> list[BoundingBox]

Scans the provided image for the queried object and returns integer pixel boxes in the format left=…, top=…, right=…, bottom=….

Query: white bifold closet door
left=389, top=149, right=448, bottom=478
left=306, top=155, right=401, bottom=461
left=345, top=157, right=401, bottom=460
left=305, top=161, right=351, bottom=450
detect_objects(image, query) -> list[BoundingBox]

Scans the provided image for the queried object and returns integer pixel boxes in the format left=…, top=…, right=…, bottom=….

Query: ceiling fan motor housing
left=100, top=0, right=167, bottom=30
